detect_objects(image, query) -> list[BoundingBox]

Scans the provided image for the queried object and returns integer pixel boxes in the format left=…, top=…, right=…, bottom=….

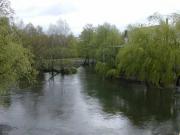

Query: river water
left=0, top=67, right=180, bottom=135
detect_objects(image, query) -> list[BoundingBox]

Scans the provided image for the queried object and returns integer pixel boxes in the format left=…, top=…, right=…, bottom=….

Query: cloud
left=40, top=3, right=77, bottom=16
left=11, top=0, right=77, bottom=18
left=10, top=0, right=180, bottom=35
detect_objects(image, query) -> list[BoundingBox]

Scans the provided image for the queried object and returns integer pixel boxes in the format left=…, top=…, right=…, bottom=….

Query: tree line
left=79, top=13, right=180, bottom=87
left=1, top=0, right=180, bottom=89
left=0, top=0, right=78, bottom=89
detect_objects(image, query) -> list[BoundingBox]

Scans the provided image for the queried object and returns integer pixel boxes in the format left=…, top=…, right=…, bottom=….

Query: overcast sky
left=10, top=0, right=180, bottom=35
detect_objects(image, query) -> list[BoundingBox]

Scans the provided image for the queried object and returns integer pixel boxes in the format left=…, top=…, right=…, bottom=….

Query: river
left=0, top=67, right=180, bottom=135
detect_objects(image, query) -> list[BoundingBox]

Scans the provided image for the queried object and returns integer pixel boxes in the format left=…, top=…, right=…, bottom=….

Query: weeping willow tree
left=0, top=1, right=37, bottom=91
left=94, top=23, right=124, bottom=78
left=79, top=23, right=124, bottom=77
left=116, top=14, right=180, bottom=87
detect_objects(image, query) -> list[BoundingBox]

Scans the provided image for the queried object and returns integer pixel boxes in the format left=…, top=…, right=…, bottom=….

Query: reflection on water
left=0, top=67, right=179, bottom=135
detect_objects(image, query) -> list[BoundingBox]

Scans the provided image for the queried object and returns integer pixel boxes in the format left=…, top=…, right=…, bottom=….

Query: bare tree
left=0, top=0, right=14, bottom=17
left=48, top=19, right=71, bottom=36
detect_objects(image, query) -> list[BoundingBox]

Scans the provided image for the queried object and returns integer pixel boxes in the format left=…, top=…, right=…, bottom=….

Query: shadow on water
left=0, top=124, right=14, bottom=135
left=0, top=74, right=47, bottom=135
left=81, top=67, right=180, bottom=133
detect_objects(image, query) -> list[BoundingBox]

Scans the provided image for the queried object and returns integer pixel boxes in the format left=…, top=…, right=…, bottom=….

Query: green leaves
left=79, top=23, right=124, bottom=78
left=116, top=19, right=180, bottom=87
left=78, top=14, right=180, bottom=87
left=0, top=17, right=37, bottom=90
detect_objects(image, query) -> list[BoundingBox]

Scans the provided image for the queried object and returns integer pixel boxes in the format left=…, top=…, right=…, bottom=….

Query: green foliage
left=117, top=17, right=180, bottom=86
left=106, top=69, right=119, bottom=78
left=79, top=24, right=96, bottom=62
left=2, top=3, right=180, bottom=89
left=63, top=67, right=77, bottom=74
left=95, top=62, right=109, bottom=76
left=0, top=17, right=37, bottom=89
left=79, top=23, right=124, bottom=77
left=95, top=23, right=124, bottom=67
left=14, top=20, right=79, bottom=71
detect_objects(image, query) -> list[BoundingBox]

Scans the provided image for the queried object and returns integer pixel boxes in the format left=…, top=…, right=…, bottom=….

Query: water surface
left=0, top=67, right=180, bottom=135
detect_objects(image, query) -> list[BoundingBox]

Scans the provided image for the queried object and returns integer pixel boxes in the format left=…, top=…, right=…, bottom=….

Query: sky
left=10, top=0, right=180, bottom=35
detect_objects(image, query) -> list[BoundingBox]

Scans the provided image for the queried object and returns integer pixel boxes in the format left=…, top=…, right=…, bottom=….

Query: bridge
left=42, top=58, right=85, bottom=72
left=42, top=45, right=125, bottom=73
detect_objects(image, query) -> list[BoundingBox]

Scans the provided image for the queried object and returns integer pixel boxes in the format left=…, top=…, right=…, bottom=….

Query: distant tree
left=79, top=24, right=96, bottom=64
left=48, top=19, right=71, bottom=36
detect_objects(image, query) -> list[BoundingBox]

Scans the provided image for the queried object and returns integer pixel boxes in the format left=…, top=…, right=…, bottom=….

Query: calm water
left=0, top=67, right=180, bottom=135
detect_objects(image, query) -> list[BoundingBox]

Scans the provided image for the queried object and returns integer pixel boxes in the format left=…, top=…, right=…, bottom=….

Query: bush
left=95, top=62, right=109, bottom=76
left=106, top=69, right=119, bottom=78
left=62, top=67, right=77, bottom=75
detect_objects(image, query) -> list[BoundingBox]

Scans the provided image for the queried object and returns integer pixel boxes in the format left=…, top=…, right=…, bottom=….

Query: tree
left=48, top=19, right=71, bottom=36
left=116, top=15, right=180, bottom=87
left=94, top=23, right=124, bottom=77
left=79, top=23, right=124, bottom=77
left=0, top=17, right=37, bottom=89
left=0, top=0, right=14, bottom=17
left=79, top=24, right=96, bottom=64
